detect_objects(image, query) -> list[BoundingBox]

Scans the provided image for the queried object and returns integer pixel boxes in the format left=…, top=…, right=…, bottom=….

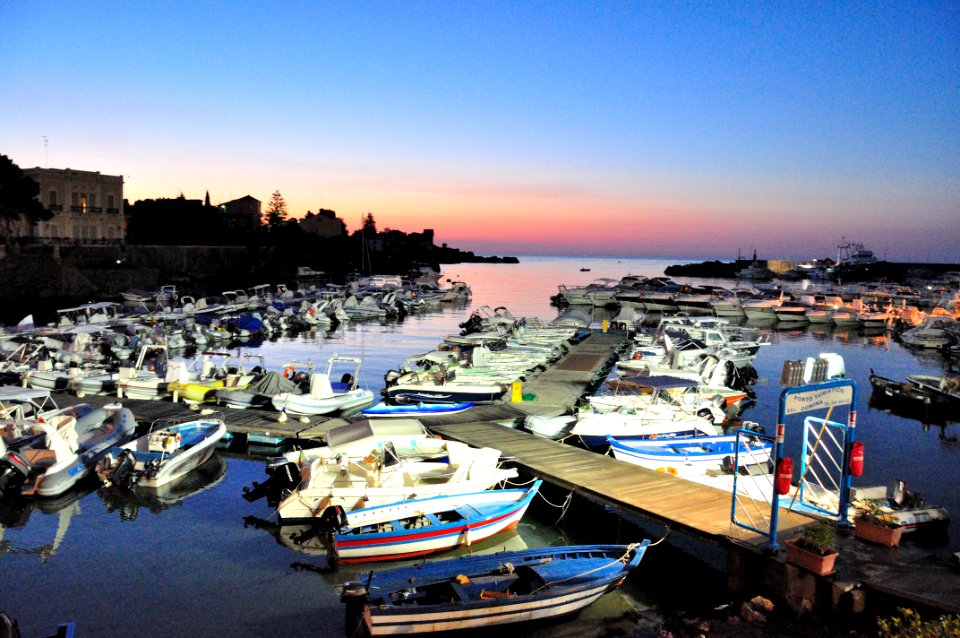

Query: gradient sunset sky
left=2, top=2, right=957, bottom=262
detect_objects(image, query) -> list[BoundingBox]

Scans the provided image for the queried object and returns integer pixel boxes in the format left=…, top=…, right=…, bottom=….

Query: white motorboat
left=271, top=355, right=374, bottom=416
left=249, top=419, right=518, bottom=524
left=97, top=417, right=227, bottom=490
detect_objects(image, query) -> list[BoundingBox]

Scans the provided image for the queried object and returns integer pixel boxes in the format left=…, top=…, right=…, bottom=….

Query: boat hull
left=385, top=384, right=506, bottom=405
left=341, top=542, right=649, bottom=636
left=334, top=483, right=540, bottom=562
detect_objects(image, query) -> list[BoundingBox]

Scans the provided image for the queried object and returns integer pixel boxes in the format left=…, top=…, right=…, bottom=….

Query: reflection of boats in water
left=0, top=485, right=92, bottom=564
left=97, top=453, right=227, bottom=522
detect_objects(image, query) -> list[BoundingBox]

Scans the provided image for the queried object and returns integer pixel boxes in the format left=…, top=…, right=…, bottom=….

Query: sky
left=1, top=1, right=958, bottom=262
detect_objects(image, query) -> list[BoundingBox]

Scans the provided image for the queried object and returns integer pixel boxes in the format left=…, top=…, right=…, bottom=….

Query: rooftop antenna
left=42, top=135, right=48, bottom=167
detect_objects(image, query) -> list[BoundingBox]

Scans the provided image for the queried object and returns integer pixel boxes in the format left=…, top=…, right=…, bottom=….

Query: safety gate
left=730, top=428, right=777, bottom=537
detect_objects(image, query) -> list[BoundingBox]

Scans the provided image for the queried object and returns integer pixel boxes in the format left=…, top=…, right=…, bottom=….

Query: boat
left=383, top=381, right=508, bottom=405
left=116, top=344, right=176, bottom=400
left=271, top=355, right=375, bottom=416
left=570, top=406, right=721, bottom=450
left=898, top=316, right=957, bottom=349
left=905, top=374, right=960, bottom=408
left=254, top=419, right=518, bottom=524
left=0, top=403, right=137, bottom=499
left=868, top=369, right=943, bottom=405
left=360, top=401, right=474, bottom=418
left=339, top=541, right=650, bottom=636
left=168, top=351, right=264, bottom=405
left=216, top=368, right=308, bottom=409
left=523, top=413, right=577, bottom=440
left=606, top=432, right=772, bottom=477
left=850, top=481, right=949, bottom=534
left=96, top=416, right=227, bottom=490
left=331, top=481, right=541, bottom=562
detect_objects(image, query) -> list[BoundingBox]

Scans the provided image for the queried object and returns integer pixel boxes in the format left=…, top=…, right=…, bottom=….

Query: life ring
left=283, top=365, right=296, bottom=379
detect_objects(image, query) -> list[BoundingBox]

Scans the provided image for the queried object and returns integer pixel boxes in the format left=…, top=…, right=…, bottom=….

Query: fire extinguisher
left=775, top=457, right=794, bottom=495
left=848, top=441, right=864, bottom=477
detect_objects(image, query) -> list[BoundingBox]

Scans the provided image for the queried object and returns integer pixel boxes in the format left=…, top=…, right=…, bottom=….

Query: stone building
left=14, top=167, right=125, bottom=243
left=218, top=195, right=262, bottom=231
left=300, top=209, right=346, bottom=238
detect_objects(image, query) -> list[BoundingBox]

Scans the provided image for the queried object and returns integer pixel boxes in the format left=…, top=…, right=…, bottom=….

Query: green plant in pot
left=786, top=519, right=839, bottom=575
left=854, top=501, right=904, bottom=546
left=799, top=519, right=838, bottom=555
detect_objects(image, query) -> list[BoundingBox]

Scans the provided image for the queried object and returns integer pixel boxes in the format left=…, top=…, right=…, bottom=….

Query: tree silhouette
left=0, top=154, right=50, bottom=225
left=362, top=212, right=377, bottom=236
left=264, top=190, right=288, bottom=226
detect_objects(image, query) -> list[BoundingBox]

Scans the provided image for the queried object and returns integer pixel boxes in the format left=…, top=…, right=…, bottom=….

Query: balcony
left=70, top=205, right=82, bottom=212
left=48, top=204, right=63, bottom=211
left=107, top=208, right=120, bottom=214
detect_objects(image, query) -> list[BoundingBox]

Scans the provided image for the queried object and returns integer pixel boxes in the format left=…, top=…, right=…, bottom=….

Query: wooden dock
left=426, top=420, right=810, bottom=548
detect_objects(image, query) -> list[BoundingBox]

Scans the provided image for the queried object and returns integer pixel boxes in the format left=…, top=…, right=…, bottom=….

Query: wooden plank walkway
left=508, top=330, right=628, bottom=417
left=427, top=421, right=813, bottom=549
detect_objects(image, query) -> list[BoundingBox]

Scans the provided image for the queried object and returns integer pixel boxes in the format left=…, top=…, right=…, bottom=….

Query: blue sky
left=2, top=1, right=958, bottom=261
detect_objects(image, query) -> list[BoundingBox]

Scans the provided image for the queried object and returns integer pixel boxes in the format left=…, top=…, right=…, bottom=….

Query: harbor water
left=1, top=256, right=957, bottom=637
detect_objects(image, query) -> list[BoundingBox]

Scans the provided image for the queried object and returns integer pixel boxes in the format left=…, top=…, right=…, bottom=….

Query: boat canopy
left=326, top=418, right=431, bottom=454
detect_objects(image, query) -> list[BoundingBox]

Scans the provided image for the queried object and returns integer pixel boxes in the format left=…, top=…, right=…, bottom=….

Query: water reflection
left=0, top=486, right=89, bottom=564
left=98, top=453, right=227, bottom=521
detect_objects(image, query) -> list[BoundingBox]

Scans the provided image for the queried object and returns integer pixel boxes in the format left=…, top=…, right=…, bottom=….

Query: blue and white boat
left=333, top=481, right=541, bottom=562
left=97, top=417, right=227, bottom=490
left=606, top=432, right=772, bottom=476
left=360, top=401, right=474, bottom=418
left=339, top=541, right=650, bottom=635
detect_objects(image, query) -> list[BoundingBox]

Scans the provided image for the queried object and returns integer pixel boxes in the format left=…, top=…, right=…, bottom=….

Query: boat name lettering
left=784, top=385, right=853, bottom=415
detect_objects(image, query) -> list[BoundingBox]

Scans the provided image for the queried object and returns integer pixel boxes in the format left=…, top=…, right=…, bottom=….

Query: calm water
left=2, top=256, right=957, bottom=637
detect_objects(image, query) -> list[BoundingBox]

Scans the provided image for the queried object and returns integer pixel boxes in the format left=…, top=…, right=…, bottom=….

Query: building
left=219, top=195, right=261, bottom=231
left=300, top=209, right=346, bottom=238
left=13, top=167, right=125, bottom=243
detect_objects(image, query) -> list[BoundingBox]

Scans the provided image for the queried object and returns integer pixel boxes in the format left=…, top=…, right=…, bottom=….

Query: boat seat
left=21, top=448, right=57, bottom=468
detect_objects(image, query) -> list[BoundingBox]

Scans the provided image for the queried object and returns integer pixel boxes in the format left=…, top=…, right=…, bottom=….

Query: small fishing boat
left=97, top=417, right=227, bottom=490
left=606, top=432, right=772, bottom=476
left=868, top=370, right=942, bottom=404
left=905, top=374, right=960, bottom=408
left=332, top=481, right=541, bottom=562
left=851, top=481, right=950, bottom=534
left=360, top=401, right=474, bottom=418
left=339, top=541, right=650, bottom=636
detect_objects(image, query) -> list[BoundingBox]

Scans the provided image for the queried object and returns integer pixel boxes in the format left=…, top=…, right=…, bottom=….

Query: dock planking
left=427, top=421, right=812, bottom=549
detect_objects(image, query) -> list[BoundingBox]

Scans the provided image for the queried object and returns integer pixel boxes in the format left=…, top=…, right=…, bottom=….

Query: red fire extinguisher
left=775, top=457, right=794, bottom=495
left=848, top=441, right=864, bottom=477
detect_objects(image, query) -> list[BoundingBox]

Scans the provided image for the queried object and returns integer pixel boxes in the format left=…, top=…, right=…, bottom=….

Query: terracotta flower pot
left=784, top=538, right=838, bottom=575
left=854, top=518, right=903, bottom=547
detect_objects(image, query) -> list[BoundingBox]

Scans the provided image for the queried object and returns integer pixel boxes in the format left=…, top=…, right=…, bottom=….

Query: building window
left=50, top=190, right=58, bottom=206
left=108, top=195, right=114, bottom=210
left=90, top=194, right=96, bottom=208
left=72, top=192, right=79, bottom=206
left=81, top=193, right=87, bottom=213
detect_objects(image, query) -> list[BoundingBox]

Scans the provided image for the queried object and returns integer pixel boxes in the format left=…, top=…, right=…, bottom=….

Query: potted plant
left=853, top=501, right=904, bottom=547
left=785, top=520, right=839, bottom=575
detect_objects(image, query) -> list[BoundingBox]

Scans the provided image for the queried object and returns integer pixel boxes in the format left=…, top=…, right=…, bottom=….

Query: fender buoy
left=283, top=366, right=296, bottom=379
left=633, top=353, right=642, bottom=360
left=308, top=307, right=316, bottom=317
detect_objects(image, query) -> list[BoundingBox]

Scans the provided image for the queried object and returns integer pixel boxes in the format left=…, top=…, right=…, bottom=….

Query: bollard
left=602, top=319, right=609, bottom=333
left=511, top=380, right=523, bottom=402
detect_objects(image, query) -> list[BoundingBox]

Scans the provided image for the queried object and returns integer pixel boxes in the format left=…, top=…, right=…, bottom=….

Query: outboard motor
left=242, top=460, right=300, bottom=506
left=108, top=449, right=141, bottom=491
left=0, top=451, right=31, bottom=500
left=316, top=504, right=349, bottom=530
